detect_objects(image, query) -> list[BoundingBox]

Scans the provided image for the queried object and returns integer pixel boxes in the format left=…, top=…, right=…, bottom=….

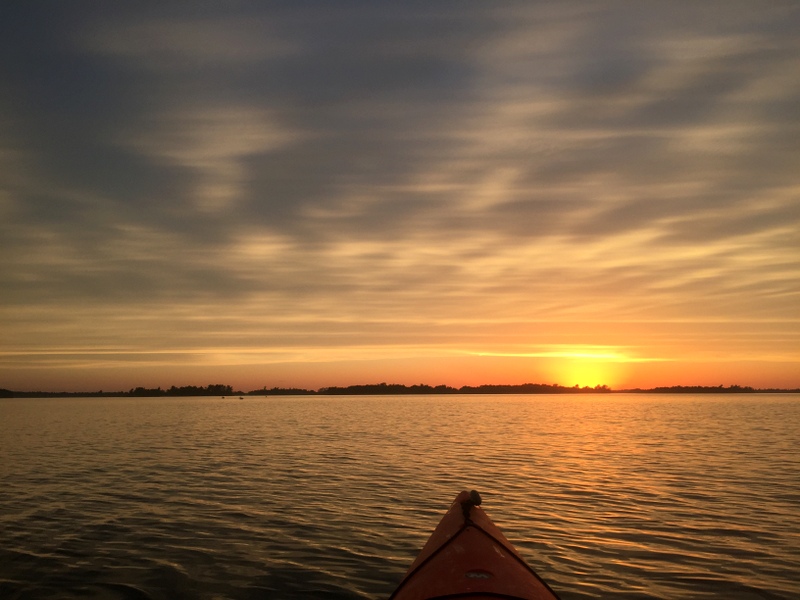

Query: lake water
left=1, top=394, right=798, bottom=599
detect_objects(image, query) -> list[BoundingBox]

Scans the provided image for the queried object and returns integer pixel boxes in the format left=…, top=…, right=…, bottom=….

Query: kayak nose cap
left=460, top=489, right=483, bottom=520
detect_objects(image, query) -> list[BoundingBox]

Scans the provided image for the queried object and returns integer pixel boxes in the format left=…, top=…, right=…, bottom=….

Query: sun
left=557, top=359, right=620, bottom=389
left=470, top=346, right=631, bottom=389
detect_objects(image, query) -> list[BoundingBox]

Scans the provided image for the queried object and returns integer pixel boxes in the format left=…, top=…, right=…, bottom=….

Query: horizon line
left=3, top=381, right=799, bottom=398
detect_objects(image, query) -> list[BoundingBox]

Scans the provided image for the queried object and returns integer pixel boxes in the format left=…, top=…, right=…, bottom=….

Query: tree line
left=5, top=382, right=797, bottom=398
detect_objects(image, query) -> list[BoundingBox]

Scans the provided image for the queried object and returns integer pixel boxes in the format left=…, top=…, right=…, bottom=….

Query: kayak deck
left=389, top=491, right=560, bottom=600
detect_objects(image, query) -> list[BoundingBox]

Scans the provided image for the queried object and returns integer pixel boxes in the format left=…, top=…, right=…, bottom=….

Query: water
left=1, top=394, right=798, bottom=599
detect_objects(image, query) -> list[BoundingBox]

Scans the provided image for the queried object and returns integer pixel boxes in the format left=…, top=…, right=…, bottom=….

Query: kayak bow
left=389, top=491, right=560, bottom=600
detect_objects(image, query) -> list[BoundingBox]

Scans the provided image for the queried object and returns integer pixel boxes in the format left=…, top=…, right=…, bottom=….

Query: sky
left=1, top=1, right=799, bottom=392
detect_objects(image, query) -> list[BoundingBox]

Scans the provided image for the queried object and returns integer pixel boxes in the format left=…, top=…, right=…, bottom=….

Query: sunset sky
left=2, top=2, right=798, bottom=392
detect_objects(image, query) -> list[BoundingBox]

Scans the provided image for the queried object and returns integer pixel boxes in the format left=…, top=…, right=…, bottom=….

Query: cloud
left=120, top=104, right=302, bottom=212
left=84, top=14, right=300, bottom=70
left=1, top=2, right=798, bottom=388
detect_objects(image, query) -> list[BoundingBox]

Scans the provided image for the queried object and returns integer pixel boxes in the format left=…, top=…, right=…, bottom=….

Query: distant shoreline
left=2, top=382, right=799, bottom=398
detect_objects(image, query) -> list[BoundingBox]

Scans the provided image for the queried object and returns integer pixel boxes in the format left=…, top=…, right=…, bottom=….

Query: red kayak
left=389, top=491, right=560, bottom=600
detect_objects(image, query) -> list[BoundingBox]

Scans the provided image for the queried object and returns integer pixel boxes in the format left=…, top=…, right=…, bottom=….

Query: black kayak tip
left=469, top=490, right=482, bottom=506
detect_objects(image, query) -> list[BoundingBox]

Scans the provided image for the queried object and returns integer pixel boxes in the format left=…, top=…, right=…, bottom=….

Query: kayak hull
left=389, top=491, right=560, bottom=600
